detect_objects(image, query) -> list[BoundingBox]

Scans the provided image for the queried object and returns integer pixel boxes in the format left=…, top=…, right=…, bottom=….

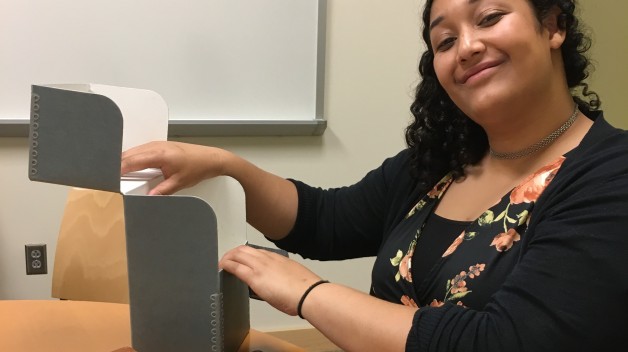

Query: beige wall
left=0, top=0, right=624, bottom=332
left=580, top=0, right=628, bottom=127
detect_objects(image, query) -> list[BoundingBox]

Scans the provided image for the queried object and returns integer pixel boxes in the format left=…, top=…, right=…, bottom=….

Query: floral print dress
left=371, top=156, right=566, bottom=310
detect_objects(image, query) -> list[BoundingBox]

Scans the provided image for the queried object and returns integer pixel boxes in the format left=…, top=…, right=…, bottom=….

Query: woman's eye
left=479, top=12, right=504, bottom=27
left=436, top=37, right=456, bottom=52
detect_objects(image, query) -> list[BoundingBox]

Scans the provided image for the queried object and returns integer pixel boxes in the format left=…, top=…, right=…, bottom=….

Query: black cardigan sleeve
left=270, top=149, right=415, bottom=260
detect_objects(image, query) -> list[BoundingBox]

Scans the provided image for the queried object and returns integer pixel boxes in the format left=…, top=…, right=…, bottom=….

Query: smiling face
left=428, top=0, right=564, bottom=122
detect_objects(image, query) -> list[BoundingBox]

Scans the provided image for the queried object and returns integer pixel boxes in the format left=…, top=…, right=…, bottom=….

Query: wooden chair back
left=52, top=188, right=129, bottom=304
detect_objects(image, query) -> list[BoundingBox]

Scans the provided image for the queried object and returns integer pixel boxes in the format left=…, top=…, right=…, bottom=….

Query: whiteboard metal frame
left=0, top=0, right=327, bottom=138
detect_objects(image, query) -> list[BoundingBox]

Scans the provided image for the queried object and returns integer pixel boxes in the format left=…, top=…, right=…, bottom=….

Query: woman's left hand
left=219, top=245, right=322, bottom=316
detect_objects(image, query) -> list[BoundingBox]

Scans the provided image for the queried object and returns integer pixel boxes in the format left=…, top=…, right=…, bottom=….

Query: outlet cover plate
left=25, top=244, right=47, bottom=275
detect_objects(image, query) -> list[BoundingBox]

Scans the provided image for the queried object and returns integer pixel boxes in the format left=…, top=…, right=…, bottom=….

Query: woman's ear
left=543, top=5, right=567, bottom=49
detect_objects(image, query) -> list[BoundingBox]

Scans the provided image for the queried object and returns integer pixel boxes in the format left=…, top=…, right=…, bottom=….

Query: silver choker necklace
left=489, top=105, right=580, bottom=160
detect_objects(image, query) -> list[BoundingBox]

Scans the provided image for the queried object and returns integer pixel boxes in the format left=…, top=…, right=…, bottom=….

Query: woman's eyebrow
left=429, top=16, right=444, bottom=31
left=430, top=0, right=481, bottom=31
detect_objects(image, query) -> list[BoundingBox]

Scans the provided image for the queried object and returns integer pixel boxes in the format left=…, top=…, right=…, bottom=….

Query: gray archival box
left=28, top=84, right=250, bottom=352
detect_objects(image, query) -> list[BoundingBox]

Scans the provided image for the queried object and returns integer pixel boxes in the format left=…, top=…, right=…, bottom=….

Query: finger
left=121, top=153, right=163, bottom=176
left=219, top=257, right=255, bottom=284
left=121, top=142, right=157, bottom=160
left=148, top=177, right=182, bottom=196
left=221, top=245, right=264, bottom=265
left=121, top=143, right=167, bottom=175
left=219, top=246, right=278, bottom=294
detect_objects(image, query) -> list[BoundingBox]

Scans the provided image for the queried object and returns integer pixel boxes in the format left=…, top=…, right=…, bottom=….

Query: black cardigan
left=272, top=112, right=628, bottom=351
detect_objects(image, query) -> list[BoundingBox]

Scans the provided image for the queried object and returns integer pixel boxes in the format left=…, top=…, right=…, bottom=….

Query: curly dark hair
left=405, top=0, right=600, bottom=189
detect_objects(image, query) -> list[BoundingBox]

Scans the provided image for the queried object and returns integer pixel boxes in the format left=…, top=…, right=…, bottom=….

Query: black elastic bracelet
left=297, top=279, right=330, bottom=319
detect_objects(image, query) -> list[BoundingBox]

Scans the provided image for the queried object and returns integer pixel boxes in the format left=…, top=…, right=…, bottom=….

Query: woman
left=121, top=0, right=628, bottom=350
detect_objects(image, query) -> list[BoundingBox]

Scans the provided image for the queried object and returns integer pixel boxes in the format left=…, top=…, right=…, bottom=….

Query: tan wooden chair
left=52, top=188, right=129, bottom=304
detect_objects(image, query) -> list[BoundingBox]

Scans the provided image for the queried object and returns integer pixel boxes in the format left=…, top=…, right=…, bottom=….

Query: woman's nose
left=457, top=30, right=485, bottom=64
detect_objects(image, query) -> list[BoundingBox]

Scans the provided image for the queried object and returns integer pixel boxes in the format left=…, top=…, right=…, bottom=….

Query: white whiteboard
left=0, top=0, right=324, bottom=123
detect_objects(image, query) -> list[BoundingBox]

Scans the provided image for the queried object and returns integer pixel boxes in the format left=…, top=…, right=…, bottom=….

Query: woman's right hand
left=121, top=141, right=231, bottom=195
left=122, top=140, right=298, bottom=239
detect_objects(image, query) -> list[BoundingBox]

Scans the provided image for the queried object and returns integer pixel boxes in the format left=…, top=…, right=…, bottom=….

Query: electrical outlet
left=25, top=244, right=47, bottom=275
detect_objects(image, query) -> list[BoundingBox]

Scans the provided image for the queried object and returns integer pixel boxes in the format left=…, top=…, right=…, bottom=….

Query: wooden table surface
left=0, top=300, right=305, bottom=352
left=266, top=329, right=342, bottom=352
